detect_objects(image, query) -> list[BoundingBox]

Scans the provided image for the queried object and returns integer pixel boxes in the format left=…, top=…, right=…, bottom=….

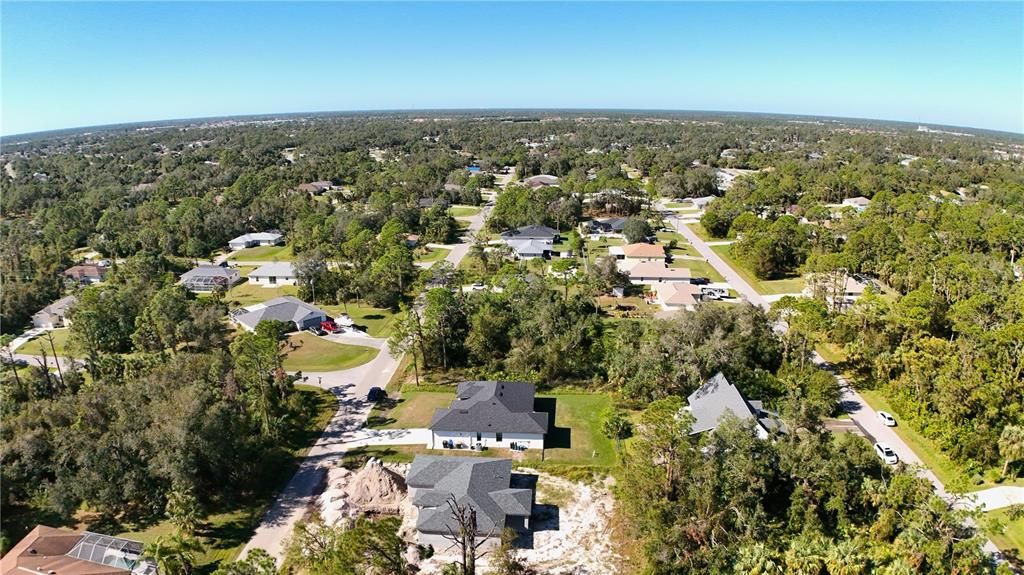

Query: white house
left=248, top=262, right=296, bottom=286
left=229, top=296, right=328, bottom=332
left=429, top=381, right=548, bottom=451
left=841, top=197, right=871, bottom=211
left=505, top=238, right=552, bottom=260
left=228, top=232, right=283, bottom=250
left=32, top=296, right=77, bottom=329
left=624, top=261, right=692, bottom=284
left=611, top=242, right=666, bottom=263
left=651, top=281, right=702, bottom=311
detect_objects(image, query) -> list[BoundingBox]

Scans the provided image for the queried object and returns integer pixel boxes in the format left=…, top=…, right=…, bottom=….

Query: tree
left=143, top=534, right=204, bottom=575
left=585, top=256, right=630, bottom=296
left=999, top=424, right=1024, bottom=479
left=230, top=329, right=289, bottom=438
left=622, top=217, right=653, bottom=244
left=165, top=484, right=203, bottom=536
left=441, top=496, right=493, bottom=575
left=132, top=283, right=191, bottom=353
left=211, top=549, right=277, bottom=575
left=294, top=248, right=329, bottom=303
left=549, top=258, right=578, bottom=299
left=600, top=407, right=632, bottom=450
left=389, top=304, right=425, bottom=386
left=487, top=528, right=531, bottom=575
left=368, top=245, right=415, bottom=309
left=422, top=288, right=468, bottom=370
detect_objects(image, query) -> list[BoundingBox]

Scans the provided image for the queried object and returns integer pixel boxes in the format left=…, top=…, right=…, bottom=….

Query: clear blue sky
left=2, top=2, right=1021, bottom=135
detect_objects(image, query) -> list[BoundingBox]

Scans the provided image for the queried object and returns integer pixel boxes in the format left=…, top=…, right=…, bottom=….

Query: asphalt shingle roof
left=499, top=225, right=559, bottom=241
left=248, top=262, right=295, bottom=278
left=230, top=296, right=327, bottom=331
left=407, top=456, right=534, bottom=535
left=686, top=372, right=760, bottom=435
left=430, top=381, right=549, bottom=435
left=180, top=265, right=237, bottom=281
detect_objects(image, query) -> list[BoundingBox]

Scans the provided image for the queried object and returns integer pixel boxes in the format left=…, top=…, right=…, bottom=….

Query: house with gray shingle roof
left=429, top=381, right=548, bottom=451
left=228, top=232, right=283, bottom=250
left=685, top=372, right=784, bottom=439
left=229, top=296, right=328, bottom=332
left=407, top=455, right=537, bottom=549
left=248, top=262, right=296, bottom=286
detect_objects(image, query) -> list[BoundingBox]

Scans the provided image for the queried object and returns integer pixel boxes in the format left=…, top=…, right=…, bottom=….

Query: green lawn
left=224, top=280, right=298, bottom=307
left=26, top=328, right=72, bottom=357
left=686, top=222, right=716, bottom=241
left=665, top=201, right=694, bottom=209
left=987, top=506, right=1024, bottom=554
left=585, top=237, right=625, bottom=265
left=228, top=244, right=294, bottom=262
left=415, top=246, right=451, bottom=263
left=282, top=333, right=378, bottom=372
left=365, top=387, right=617, bottom=468
left=450, top=205, right=481, bottom=218
left=710, top=244, right=806, bottom=295
left=115, top=384, right=336, bottom=571
left=320, top=302, right=401, bottom=338
left=670, top=258, right=725, bottom=283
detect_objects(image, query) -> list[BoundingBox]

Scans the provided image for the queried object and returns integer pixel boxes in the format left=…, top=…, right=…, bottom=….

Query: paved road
left=240, top=336, right=401, bottom=561
left=443, top=205, right=490, bottom=268
left=667, top=209, right=1012, bottom=556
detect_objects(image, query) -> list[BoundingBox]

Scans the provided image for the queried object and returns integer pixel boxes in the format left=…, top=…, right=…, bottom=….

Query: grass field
left=27, top=328, right=72, bottom=357
left=670, top=258, right=725, bottom=283
left=686, top=222, right=717, bottom=241
left=366, top=387, right=617, bottom=467
left=282, top=333, right=378, bottom=372
left=665, top=201, right=694, bottom=209
left=321, top=302, right=401, bottom=338
left=450, top=205, right=481, bottom=218
left=987, top=506, right=1024, bottom=554
left=585, top=237, right=625, bottom=264
left=224, top=280, right=298, bottom=307
left=415, top=246, right=451, bottom=263
left=113, top=384, right=336, bottom=571
left=709, top=244, right=806, bottom=295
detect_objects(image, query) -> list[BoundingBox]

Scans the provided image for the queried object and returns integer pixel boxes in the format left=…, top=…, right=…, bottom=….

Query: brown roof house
left=1, top=526, right=156, bottom=575
left=63, top=264, right=108, bottom=285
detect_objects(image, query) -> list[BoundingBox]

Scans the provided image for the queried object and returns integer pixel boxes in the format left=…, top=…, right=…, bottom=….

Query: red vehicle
left=320, top=320, right=340, bottom=333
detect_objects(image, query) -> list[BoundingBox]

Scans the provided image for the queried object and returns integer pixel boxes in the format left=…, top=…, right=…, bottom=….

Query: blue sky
left=2, top=2, right=1021, bottom=135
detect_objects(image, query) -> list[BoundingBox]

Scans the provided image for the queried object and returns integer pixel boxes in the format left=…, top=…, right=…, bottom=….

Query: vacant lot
left=686, top=222, right=717, bottom=241
left=228, top=244, right=294, bottom=262
left=369, top=389, right=454, bottom=429
left=987, top=506, right=1024, bottom=554
left=282, top=333, right=378, bottom=372
left=415, top=246, right=451, bottom=263
left=710, top=244, right=806, bottom=295
left=114, top=384, right=335, bottom=571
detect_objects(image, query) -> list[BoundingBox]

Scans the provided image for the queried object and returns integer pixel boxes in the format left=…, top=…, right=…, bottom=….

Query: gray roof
left=34, top=295, right=77, bottom=319
left=407, top=456, right=534, bottom=535
left=248, top=262, right=295, bottom=278
left=686, top=372, right=770, bottom=435
left=524, top=174, right=559, bottom=187
left=180, top=265, right=237, bottom=281
left=230, top=296, right=327, bottom=330
left=229, top=231, right=282, bottom=244
left=430, top=381, right=548, bottom=435
left=499, top=225, right=559, bottom=241
left=505, top=238, right=552, bottom=256
left=596, top=217, right=628, bottom=231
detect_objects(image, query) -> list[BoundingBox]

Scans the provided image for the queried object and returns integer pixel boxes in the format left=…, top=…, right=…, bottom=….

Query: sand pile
left=319, top=458, right=408, bottom=525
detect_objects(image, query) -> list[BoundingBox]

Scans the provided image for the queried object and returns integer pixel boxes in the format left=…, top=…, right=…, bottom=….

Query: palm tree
left=823, top=539, right=866, bottom=575
left=144, top=534, right=203, bottom=575
left=999, top=424, right=1024, bottom=478
left=734, top=542, right=783, bottom=575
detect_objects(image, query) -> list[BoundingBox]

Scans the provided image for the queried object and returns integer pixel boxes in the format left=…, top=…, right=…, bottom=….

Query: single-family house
left=296, top=180, right=333, bottom=194
left=1, top=525, right=156, bottom=575
left=685, top=372, right=784, bottom=439
left=248, top=262, right=297, bottom=286
left=407, top=456, right=537, bottom=549
left=418, top=197, right=450, bottom=210
left=229, top=296, right=329, bottom=332
left=623, top=262, right=691, bottom=284
left=32, top=296, right=76, bottom=329
left=523, top=174, right=559, bottom=189
left=228, top=232, right=283, bottom=250
left=499, top=225, right=559, bottom=242
left=590, top=217, right=628, bottom=234
left=651, top=281, right=702, bottom=311
left=804, top=274, right=868, bottom=311
left=429, top=381, right=548, bottom=450
left=505, top=239, right=552, bottom=260
left=179, top=265, right=240, bottom=292
left=841, top=196, right=871, bottom=211
left=63, top=264, right=108, bottom=285
left=616, top=242, right=666, bottom=262
left=689, top=195, right=717, bottom=210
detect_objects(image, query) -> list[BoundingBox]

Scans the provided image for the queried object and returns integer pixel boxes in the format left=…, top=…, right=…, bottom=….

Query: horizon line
left=4, top=107, right=1022, bottom=142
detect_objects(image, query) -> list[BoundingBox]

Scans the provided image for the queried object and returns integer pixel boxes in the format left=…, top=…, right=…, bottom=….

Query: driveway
left=669, top=213, right=767, bottom=308
left=239, top=337, right=401, bottom=562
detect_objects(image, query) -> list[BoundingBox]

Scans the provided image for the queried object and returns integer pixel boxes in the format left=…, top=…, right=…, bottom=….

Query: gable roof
left=430, top=381, right=548, bottom=435
left=685, top=372, right=781, bottom=435
left=499, top=225, right=559, bottom=241
left=407, top=456, right=534, bottom=535
left=248, top=262, right=295, bottom=278
left=229, top=232, right=282, bottom=244
left=653, top=281, right=701, bottom=306
left=523, top=174, right=559, bottom=187
left=505, top=239, right=552, bottom=256
left=621, top=243, right=665, bottom=258
left=595, top=217, right=628, bottom=231
left=229, top=296, right=327, bottom=330
left=33, top=296, right=77, bottom=320
left=627, top=262, right=691, bottom=280
left=180, top=265, right=237, bottom=281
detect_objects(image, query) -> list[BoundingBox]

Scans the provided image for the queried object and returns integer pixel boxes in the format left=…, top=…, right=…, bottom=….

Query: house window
left=269, top=276, right=277, bottom=285
left=495, top=432, right=503, bottom=442
left=476, top=432, right=482, bottom=442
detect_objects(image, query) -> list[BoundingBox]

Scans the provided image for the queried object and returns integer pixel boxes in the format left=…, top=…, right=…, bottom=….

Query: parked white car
left=874, top=442, right=899, bottom=465
left=877, top=411, right=897, bottom=427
